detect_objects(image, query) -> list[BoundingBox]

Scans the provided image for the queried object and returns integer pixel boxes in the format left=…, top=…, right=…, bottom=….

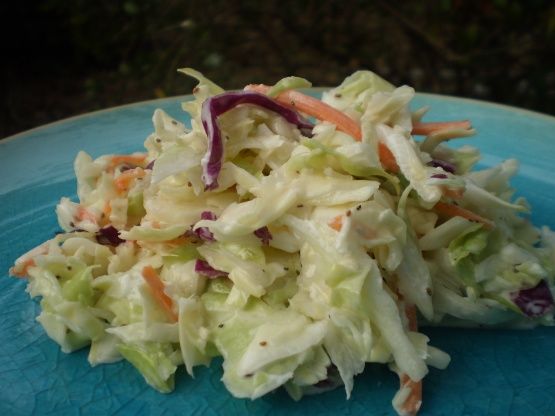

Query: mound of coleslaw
left=10, top=69, right=555, bottom=415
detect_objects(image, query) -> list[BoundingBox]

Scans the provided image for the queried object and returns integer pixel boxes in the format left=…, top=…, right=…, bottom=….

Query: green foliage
left=3, top=0, right=555, bottom=138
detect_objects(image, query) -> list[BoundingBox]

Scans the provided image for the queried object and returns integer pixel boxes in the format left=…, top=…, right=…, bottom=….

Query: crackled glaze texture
left=1, top=93, right=554, bottom=415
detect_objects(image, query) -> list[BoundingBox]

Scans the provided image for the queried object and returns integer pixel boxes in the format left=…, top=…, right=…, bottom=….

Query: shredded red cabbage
left=253, top=226, right=272, bottom=245
left=194, top=259, right=228, bottom=278
left=313, top=365, right=342, bottom=390
left=201, top=91, right=314, bottom=189
left=200, top=211, right=217, bottom=220
left=431, top=173, right=448, bottom=179
left=194, top=211, right=217, bottom=242
left=428, top=159, right=456, bottom=174
left=145, top=160, right=155, bottom=170
left=511, top=280, right=554, bottom=317
left=96, top=226, right=125, bottom=246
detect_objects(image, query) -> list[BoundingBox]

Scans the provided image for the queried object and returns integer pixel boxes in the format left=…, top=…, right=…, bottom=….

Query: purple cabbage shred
left=511, top=280, right=554, bottom=317
left=200, top=211, right=217, bottom=221
left=145, top=160, right=155, bottom=170
left=193, top=211, right=217, bottom=242
left=431, top=173, right=448, bottom=179
left=96, top=226, right=125, bottom=246
left=253, top=226, right=272, bottom=245
left=428, top=159, right=456, bottom=174
left=201, top=91, right=314, bottom=190
left=313, top=365, right=342, bottom=390
left=194, top=259, right=228, bottom=278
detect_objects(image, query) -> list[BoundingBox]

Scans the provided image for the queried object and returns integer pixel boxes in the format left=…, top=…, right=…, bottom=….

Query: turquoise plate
left=1, top=92, right=554, bottom=415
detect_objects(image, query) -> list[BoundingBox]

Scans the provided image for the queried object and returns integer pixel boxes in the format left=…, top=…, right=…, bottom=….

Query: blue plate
left=1, top=92, right=554, bottom=415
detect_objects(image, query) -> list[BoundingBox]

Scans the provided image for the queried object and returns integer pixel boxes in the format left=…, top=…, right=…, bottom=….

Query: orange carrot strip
left=399, top=304, right=422, bottom=416
left=10, top=259, right=36, bottom=278
left=103, top=201, right=112, bottom=217
left=114, top=168, right=145, bottom=194
left=101, top=201, right=112, bottom=225
left=328, top=215, right=343, bottom=231
left=378, top=143, right=399, bottom=173
left=400, top=373, right=423, bottom=416
left=247, top=84, right=362, bottom=138
left=142, top=266, right=178, bottom=323
left=434, top=201, right=494, bottom=229
left=77, top=206, right=97, bottom=223
left=441, top=186, right=465, bottom=200
left=165, top=236, right=190, bottom=246
left=246, top=84, right=399, bottom=172
left=412, top=120, right=471, bottom=136
left=405, top=304, right=418, bottom=332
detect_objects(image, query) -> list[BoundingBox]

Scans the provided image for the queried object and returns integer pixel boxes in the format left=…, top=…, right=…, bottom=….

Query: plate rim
left=2, top=90, right=554, bottom=144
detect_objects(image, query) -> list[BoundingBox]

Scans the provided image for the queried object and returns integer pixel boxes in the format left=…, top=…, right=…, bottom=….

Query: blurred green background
left=2, top=0, right=554, bottom=138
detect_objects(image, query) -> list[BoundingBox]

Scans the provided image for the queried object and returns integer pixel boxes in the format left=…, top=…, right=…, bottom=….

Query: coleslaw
left=9, top=69, right=555, bottom=415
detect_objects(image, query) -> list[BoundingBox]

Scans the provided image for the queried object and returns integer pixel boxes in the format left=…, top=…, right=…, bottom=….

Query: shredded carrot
left=109, top=154, right=147, bottom=170
left=114, top=168, right=145, bottom=194
left=378, top=143, right=399, bottom=173
left=412, top=120, right=471, bottom=136
left=399, top=304, right=422, bottom=416
left=246, top=84, right=399, bottom=172
left=400, top=373, right=423, bottom=416
left=165, top=236, right=190, bottom=246
left=247, top=86, right=471, bottom=177
left=247, top=84, right=362, bottom=138
left=441, top=186, right=465, bottom=200
left=328, top=215, right=343, bottom=231
left=77, top=206, right=97, bottom=223
left=434, top=201, right=494, bottom=229
left=10, top=259, right=36, bottom=278
left=405, top=304, right=418, bottom=331
left=103, top=201, right=112, bottom=217
left=142, top=266, right=178, bottom=323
